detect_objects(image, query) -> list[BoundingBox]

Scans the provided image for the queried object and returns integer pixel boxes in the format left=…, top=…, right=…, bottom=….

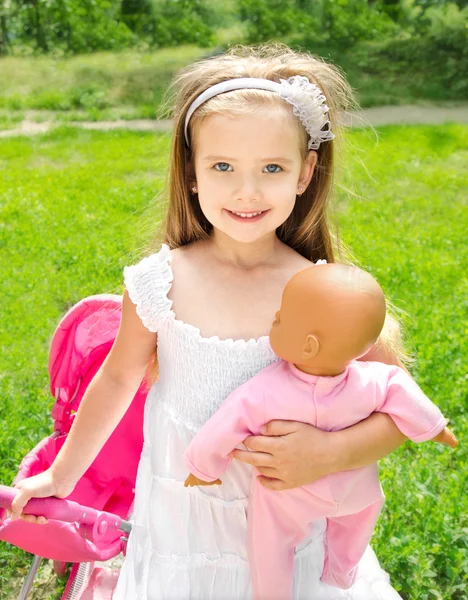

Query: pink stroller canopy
left=0, top=295, right=147, bottom=562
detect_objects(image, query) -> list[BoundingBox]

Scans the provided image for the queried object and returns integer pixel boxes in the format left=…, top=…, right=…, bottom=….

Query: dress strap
left=123, top=244, right=173, bottom=333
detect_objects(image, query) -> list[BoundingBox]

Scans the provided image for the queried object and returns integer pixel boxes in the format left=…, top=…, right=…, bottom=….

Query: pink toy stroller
left=0, top=294, right=147, bottom=599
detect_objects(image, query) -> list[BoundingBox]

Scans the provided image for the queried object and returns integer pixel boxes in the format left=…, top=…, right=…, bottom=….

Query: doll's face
left=191, top=108, right=317, bottom=245
left=269, top=296, right=313, bottom=365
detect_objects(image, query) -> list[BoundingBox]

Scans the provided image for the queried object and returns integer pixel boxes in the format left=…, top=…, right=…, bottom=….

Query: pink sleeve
left=183, top=381, right=266, bottom=482
left=376, top=366, right=447, bottom=442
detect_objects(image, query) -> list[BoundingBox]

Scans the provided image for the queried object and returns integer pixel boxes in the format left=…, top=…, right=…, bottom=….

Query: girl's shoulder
left=123, top=244, right=173, bottom=333
left=279, top=242, right=326, bottom=275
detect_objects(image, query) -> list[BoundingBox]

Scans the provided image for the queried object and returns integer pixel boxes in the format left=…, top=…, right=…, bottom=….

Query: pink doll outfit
left=115, top=244, right=405, bottom=599
left=184, top=359, right=447, bottom=600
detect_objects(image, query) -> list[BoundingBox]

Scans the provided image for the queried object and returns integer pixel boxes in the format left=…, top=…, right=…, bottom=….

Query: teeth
left=231, top=211, right=264, bottom=218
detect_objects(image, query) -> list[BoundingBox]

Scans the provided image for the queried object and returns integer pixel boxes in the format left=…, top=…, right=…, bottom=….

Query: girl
left=11, top=43, right=412, bottom=599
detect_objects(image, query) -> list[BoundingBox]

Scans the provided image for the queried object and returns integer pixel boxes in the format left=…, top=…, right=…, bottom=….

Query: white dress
left=113, top=244, right=402, bottom=600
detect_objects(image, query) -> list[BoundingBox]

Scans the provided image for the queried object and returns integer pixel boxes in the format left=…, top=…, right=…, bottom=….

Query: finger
left=257, top=476, right=288, bottom=491
left=37, top=516, right=48, bottom=525
left=254, top=466, right=279, bottom=477
left=231, top=449, right=275, bottom=467
left=261, top=420, right=300, bottom=437
left=20, top=514, right=39, bottom=524
left=10, top=492, right=29, bottom=520
left=242, top=435, right=278, bottom=453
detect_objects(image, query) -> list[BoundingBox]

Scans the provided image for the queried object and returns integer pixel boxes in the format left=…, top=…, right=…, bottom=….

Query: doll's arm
left=358, top=320, right=456, bottom=446
left=375, top=366, right=457, bottom=445
left=183, top=384, right=266, bottom=484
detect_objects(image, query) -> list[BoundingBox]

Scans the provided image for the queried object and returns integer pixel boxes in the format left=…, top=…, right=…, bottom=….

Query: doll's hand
left=184, top=473, right=222, bottom=487
left=231, top=420, right=337, bottom=491
left=432, top=426, right=458, bottom=448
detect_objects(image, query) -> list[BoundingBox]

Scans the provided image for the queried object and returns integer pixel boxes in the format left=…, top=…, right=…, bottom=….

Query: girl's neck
left=208, top=230, right=282, bottom=270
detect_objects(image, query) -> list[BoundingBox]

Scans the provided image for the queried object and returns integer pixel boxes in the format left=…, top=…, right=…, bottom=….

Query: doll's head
left=269, top=264, right=386, bottom=376
left=159, top=42, right=355, bottom=263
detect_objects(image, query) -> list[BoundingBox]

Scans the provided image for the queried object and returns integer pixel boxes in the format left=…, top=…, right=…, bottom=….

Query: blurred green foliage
left=237, top=0, right=467, bottom=99
left=0, top=0, right=216, bottom=55
left=0, top=0, right=465, bottom=104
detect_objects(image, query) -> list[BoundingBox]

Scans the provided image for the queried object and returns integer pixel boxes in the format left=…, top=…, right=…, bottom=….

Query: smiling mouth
left=226, top=209, right=269, bottom=219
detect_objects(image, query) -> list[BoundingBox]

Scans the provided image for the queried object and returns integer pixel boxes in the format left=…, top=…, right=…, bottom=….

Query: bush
left=238, top=0, right=315, bottom=44
left=305, top=0, right=397, bottom=48
left=373, top=4, right=468, bottom=98
left=2, top=0, right=215, bottom=55
left=238, top=0, right=397, bottom=48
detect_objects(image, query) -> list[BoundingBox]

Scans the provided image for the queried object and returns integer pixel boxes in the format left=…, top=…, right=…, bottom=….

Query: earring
left=192, top=186, right=197, bottom=194
left=298, top=186, right=303, bottom=195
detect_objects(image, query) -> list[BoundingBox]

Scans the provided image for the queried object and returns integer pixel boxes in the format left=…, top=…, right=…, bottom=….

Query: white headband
left=184, top=76, right=334, bottom=151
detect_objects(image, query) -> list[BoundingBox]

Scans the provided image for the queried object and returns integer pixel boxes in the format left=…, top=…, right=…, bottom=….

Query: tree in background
left=238, top=0, right=397, bottom=48
left=236, top=0, right=467, bottom=99
left=0, top=0, right=10, bottom=54
left=0, top=0, right=215, bottom=54
left=0, top=0, right=466, bottom=98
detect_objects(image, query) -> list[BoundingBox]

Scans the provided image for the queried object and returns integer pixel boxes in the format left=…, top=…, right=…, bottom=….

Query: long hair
left=157, top=42, right=357, bottom=264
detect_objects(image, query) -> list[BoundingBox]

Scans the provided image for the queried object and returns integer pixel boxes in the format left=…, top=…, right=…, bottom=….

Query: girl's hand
left=9, top=470, right=76, bottom=524
left=231, top=420, right=339, bottom=491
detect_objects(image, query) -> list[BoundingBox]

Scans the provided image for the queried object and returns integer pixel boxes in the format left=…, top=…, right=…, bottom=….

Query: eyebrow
left=202, top=155, right=294, bottom=165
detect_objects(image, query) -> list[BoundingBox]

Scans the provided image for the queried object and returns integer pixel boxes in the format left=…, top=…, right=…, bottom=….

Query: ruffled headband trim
left=184, top=76, right=334, bottom=151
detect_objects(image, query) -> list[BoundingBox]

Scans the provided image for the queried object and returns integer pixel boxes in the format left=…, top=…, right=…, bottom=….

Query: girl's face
left=192, top=108, right=316, bottom=245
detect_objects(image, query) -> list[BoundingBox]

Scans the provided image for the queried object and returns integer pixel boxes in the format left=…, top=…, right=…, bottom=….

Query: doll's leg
left=320, top=498, right=385, bottom=589
left=248, top=482, right=312, bottom=600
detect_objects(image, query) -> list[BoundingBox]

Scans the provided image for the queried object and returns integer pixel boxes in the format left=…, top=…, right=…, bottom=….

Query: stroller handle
left=0, top=484, right=131, bottom=534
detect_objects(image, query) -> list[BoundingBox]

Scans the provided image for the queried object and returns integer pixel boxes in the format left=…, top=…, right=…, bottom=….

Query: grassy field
left=0, top=124, right=467, bottom=599
left=0, top=45, right=211, bottom=125
left=0, top=38, right=466, bottom=131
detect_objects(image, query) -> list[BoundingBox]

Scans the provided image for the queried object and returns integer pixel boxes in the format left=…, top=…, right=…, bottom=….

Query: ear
left=301, top=334, right=320, bottom=360
left=298, top=150, right=318, bottom=191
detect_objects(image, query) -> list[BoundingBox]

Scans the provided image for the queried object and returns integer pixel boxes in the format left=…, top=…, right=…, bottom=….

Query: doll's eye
left=214, top=162, right=232, bottom=172
left=264, top=164, right=282, bottom=174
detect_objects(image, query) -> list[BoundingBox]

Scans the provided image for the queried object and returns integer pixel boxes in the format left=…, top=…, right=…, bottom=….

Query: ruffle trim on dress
left=168, top=313, right=272, bottom=348
left=123, top=244, right=173, bottom=333
left=161, top=248, right=276, bottom=349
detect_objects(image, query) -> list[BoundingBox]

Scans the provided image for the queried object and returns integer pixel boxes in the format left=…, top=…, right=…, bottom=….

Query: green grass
left=0, top=45, right=212, bottom=121
left=0, top=125, right=467, bottom=599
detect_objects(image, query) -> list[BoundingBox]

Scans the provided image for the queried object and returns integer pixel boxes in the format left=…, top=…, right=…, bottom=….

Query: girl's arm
left=10, top=290, right=157, bottom=521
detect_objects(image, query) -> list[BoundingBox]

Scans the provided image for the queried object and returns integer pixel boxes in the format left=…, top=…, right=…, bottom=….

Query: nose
left=234, top=177, right=261, bottom=203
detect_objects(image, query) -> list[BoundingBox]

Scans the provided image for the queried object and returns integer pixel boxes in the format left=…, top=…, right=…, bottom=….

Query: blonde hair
left=157, top=42, right=356, bottom=264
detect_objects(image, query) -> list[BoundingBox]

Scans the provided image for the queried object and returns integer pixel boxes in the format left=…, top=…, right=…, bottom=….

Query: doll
left=183, top=263, right=457, bottom=600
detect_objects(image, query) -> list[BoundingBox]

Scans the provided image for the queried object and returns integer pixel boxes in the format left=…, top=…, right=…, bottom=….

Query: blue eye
left=264, top=164, right=282, bottom=173
left=214, top=163, right=232, bottom=172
